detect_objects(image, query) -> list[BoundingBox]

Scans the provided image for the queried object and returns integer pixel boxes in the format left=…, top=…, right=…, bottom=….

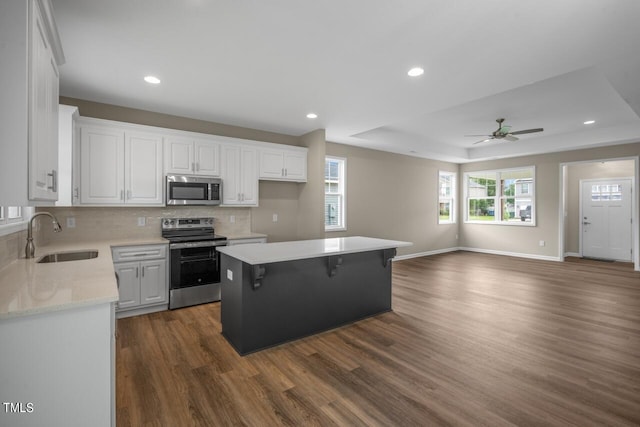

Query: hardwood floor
left=116, top=252, right=640, bottom=426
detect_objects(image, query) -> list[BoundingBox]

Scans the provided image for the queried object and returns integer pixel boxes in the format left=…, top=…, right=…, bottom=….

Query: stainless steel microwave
left=166, top=175, right=222, bottom=206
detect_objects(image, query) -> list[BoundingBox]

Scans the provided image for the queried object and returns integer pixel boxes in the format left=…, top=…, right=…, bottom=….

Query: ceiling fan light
left=583, top=120, right=595, bottom=125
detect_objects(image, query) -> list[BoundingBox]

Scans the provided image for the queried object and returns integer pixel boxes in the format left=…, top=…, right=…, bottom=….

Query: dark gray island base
left=218, top=237, right=410, bottom=355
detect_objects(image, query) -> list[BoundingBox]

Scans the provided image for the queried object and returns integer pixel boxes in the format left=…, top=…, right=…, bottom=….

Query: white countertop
left=217, top=236, right=412, bottom=265
left=0, top=237, right=168, bottom=319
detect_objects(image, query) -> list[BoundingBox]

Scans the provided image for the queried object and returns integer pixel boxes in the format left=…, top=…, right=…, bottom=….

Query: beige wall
left=297, top=129, right=327, bottom=240
left=565, top=159, right=635, bottom=254
left=60, top=97, right=299, bottom=147
left=325, top=142, right=459, bottom=257
left=251, top=181, right=301, bottom=242
left=0, top=230, right=27, bottom=270
left=459, top=143, right=640, bottom=259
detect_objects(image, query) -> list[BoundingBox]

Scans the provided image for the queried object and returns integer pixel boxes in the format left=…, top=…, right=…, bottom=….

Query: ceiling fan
left=466, top=118, right=543, bottom=145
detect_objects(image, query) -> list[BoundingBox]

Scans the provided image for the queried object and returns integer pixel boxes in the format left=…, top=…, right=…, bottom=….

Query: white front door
left=581, top=179, right=632, bottom=261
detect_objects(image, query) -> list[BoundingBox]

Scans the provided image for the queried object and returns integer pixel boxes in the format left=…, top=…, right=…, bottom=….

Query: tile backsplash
left=0, top=229, right=27, bottom=270
left=38, top=206, right=252, bottom=244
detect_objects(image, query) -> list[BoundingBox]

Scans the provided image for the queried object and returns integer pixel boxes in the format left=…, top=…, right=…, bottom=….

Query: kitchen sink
left=37, top=250, right=99, bottom=263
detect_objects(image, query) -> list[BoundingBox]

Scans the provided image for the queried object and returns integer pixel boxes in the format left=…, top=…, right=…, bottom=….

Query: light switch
left=66, top=217, right=76, bottom=228
left=230, top=215, right=235, bottom=224
left=227, top=269, right=233, bottom=281
left=137, top=217, right=146, bottom=226
left=272, top=213, right=278, bottom=222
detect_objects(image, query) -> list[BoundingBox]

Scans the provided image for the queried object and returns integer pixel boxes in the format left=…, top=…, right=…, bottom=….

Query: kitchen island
left=217, top=236, right=412, bottom=355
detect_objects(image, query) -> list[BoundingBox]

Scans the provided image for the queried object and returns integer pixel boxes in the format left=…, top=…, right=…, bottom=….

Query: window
left=325, top=157, right=346, bottom=231
left=0, top=206, right=32, bottom=236
left=0, top=207, right=24, bottom=225
left=464, top=167, right=535, bottom=224
left=438, top=171, right=456, bottom=224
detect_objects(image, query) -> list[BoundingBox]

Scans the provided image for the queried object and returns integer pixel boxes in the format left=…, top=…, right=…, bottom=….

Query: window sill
left=464, top=220, right=536, bottom=227
left=325, top=227, right=347, bottom=232
left=0, top=221, right=28, bottom=237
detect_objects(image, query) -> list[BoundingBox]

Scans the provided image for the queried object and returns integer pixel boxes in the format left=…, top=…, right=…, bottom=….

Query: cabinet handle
left=141, top=266, right=145, bottom=277
left=237, top=193, right=241, bottom=201
left=196, top=162, right=200, bottom=172
left=285, top=168, right=288, bottom=177
left=136, top=267, right=139, bottom=278
left=127, top=190, right=131, bottom=200
left=47, top=170, right=57, bottom=192
left=74, top=187, right=79, bottom=199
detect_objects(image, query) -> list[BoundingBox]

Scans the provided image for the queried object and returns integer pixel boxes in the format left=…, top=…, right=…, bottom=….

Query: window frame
left=463, top=166, right=536, bottom=226
left=0, top=206, right=34, bottom=237
left=438, top=170, right=456, bottom=224
left=324, top=156, right=347, bottom=232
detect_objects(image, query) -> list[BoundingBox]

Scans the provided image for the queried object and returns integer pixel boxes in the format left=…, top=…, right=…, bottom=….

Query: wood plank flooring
left=116, top=252, right=640, bottom=426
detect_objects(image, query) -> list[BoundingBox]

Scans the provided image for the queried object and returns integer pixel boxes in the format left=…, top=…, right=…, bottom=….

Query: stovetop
left=161, top=217, right=227, bottom=242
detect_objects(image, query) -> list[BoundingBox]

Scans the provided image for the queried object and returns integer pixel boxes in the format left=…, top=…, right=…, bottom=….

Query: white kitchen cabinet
left=56, top=104, right=79, bottom=206
left=0, top=0, right=65, bottom=205
left=221, top=143, right=258, bottom=206
left=259, top=147, right=307, bottom=182
left=165, top=136, right=220, bottom=176
left=78, top=120, right=163, bottom=205
left=113, top=244, right=168, bottom=318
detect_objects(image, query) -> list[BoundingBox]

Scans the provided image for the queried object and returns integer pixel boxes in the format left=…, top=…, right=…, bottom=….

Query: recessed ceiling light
left=583, top=120, right=595, bottom=125
left=144, top=75, right=161, bottom=84
left=306, top=113, right=318, bottom=119
left=407, top=67, right=424, bottom=77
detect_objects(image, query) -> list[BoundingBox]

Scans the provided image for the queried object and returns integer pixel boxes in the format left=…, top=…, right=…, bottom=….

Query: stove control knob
left=163, top=220, right=169, bottom=226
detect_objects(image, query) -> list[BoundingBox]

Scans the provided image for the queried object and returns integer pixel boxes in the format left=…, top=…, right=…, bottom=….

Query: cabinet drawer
left=112, top=244, right=167, bottom=262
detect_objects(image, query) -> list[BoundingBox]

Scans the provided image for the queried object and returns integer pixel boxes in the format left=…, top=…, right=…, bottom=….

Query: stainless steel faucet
left=25, top=212, right=62, bottom=259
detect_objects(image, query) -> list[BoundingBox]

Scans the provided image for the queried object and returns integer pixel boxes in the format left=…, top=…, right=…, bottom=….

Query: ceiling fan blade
left=504, top=135, right=519, bottom=142
left=472, top=137, right=494, bottom=145
left=465, top=134, right=492, bottom=137
left=510, top=128, right=543, bottom=135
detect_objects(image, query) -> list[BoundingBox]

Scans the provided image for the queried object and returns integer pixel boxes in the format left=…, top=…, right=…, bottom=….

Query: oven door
left=169, top=241, right=225, bottom=289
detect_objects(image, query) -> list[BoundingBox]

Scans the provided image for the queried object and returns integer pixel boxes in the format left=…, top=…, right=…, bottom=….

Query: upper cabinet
left=71, top=116, right=307, bottom=207
left=78, top=119, right=164, bottom=206
left=165, top=137, right=220, bottom=176
left=221, top=144, right=258, bottom=206
left=259, top=147, right=307, bottom=182
left=0, top=0, right=65, bottom=205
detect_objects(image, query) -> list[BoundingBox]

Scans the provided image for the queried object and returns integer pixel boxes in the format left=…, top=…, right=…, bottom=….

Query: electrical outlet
left=227, top=269, right=233, bottom=281
left=272, top=213, right=278, bottom=222
left=137, top=217, right=146, bottom=227
left=66, top=217, right=76, bottom=228
left=539, top=240, right=545, bottom=247
left=230, top=215, right=235, bottom=224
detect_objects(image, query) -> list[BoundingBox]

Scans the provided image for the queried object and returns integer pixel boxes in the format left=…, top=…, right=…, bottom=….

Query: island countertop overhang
left=217, top=236, right=412, bottom=265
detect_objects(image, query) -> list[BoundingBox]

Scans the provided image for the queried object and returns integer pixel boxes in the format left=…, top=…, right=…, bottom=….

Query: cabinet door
left=259, top=150, right=285, bottom=179
left=125, top=132, right=163, bottom=205
left=240, top=146, right=258, bottom=205
left=164, top=137, right=194, bottom=175
left=28, top=0, right=59, bottom=201
left=283, top=151, right=307, bottom=181
left=221, top=144, right=241, bottom=204
left=194, top=139, right=220, bottom=176
left=115, top=262, right=140, bottom=310
left=140, top=259, right=167, bottom=305
left=80, top=126, right=125, bottom=204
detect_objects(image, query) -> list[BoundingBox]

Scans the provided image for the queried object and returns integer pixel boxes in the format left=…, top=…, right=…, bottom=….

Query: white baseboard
left=395, top=246, right=562, bottom=262
left=564, top=252, right=581, bottom=258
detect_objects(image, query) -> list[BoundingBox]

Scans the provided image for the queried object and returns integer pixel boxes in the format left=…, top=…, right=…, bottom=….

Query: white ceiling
left=51, top=0, right=640, bottom=163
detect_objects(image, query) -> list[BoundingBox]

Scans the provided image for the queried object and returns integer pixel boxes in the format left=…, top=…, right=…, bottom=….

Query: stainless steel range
left=161, top=217, right=227, bottom=309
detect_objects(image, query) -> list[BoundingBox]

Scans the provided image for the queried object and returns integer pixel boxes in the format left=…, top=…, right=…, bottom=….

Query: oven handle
left=170, top=240, right=227, bottom=250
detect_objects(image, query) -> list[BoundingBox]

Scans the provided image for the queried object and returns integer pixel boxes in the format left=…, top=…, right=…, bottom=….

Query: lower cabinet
left=112, top=244, right=168, bottom=318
